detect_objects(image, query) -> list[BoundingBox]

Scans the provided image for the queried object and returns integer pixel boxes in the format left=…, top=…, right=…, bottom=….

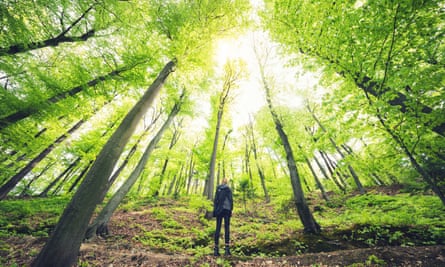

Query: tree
left=306, top=104, right=365, bottom=194
left=255, top=46, right=321, bottom=234
left=263, top=0, right=444, bottom=202
left=85, top=91, right=185, bottom=238
left=204, top=60, right=246, bottom=200
left=0, top=120, right=84, bottom=200
left=247, top=117, right=270, bottom=203
left=31, top=60, right=176, bottom=267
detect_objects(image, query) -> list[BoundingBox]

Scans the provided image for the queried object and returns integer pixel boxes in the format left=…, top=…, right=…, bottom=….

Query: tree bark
left=85, top=94, right=183, bottom=238
left=269, top=116, right=321, bottom=233
left=205, top=107, right=223, bottom=200
left=31, top=59, right=176, bottom=267
left=257, top=47, right=320, bottom=233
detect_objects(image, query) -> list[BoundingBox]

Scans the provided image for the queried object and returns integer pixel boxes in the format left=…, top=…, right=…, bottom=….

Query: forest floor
left=2, top=185, right=445, bottom=266
left=4, top=229, right=445, bottom=266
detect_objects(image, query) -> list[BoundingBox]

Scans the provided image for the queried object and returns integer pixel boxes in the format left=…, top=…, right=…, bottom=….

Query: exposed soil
left=2, top=185, right=444, bottom=266
left=3, top=234, right=445, bottom=266
left=3, top=209, right=444, bottom=266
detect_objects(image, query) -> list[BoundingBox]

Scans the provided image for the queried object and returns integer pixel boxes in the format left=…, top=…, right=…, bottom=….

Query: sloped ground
left=3, top=208, right=444, bottom=266
left=3, top=221, right=445, bottom=266
left=1, top=187, right=445, bottom=266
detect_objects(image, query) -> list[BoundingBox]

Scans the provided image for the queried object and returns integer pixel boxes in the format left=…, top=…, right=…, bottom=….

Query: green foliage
left=0, top=196, right=69, bottom=237
left=365, top=254, right=386, bottom=266
left=1, top=189, right=444, bottom=265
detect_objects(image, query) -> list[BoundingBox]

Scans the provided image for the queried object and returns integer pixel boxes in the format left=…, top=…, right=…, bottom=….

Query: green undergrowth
left=0, top=195, right=70, bottom=238
left=0, top=189, right=444, bottom=263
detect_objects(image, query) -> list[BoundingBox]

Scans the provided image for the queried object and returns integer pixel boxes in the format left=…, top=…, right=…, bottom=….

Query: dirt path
left=5, top=235, right=443, bottom=266
left=78, top=242, right=445, bottom=266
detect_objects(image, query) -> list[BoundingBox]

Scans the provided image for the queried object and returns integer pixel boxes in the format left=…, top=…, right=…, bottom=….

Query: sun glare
left=213, top=32, right=325, bottom=131
left=214, top=35, right=266, bottom=129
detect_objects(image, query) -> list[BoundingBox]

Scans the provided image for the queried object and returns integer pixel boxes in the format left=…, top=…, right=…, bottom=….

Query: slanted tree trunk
left=68, top=160, right=93, bottom=193
left=69, top=119, right=121, bottom=193
left=0, top=4, right=98, bottom=56
left=313, top=153, right=343, bottom=192
left=364, top=92, right=445, bottom=205
left=0, top=61, right=147, bottom=130
left=108, top=117, right=159, bottom=187
left=303, top=153, right=329, bottom=202
left=0, top=120, right=84, bottom=200
left=31, top=60, right=176, bottom=267
left=167, top=173, right=177, bottom=196
left=319, top=151, right=346, bottom=190
left=174, top=162, right=186, bottom=197
left=85, top=94, right=183, bottom=238
left=294, top=140, right=328, bottom=201
left=266, top=113, right=321, bottom=233
left=19, top=162, right=55, bottom=197
left=257, top=47, right=320, bottom=234
left=39, top=159, right=79, bottom=197
left=307, top=106, right=365, bottom=194
left=157, top=123, right=181, bottom=194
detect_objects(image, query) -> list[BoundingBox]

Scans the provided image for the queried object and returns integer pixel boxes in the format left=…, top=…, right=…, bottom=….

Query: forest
left=0, top=0, right=444, bottom=266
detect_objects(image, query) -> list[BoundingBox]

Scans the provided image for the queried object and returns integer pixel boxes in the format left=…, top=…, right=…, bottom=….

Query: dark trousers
left=214, top=209, right=231, bottom=246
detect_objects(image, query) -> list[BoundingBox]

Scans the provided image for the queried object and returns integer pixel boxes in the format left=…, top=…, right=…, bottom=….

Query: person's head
left=222, top=178, right=229, bottom=185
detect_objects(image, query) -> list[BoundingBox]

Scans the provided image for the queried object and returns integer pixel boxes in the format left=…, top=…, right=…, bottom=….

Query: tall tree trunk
left=257, top=48, right=320, bottom=234
left=85, top=95, right=182, bottom=238
left=157, top=123, right=181, bottom=193
left=205, top=108, right=223, bottom=200
left=66, top=118, right=121, bottom=194
left=167, top=174, right=177, bottom=196
left=0, top=120, right=84, bottom=200
left=304, top=155, right=329, bottom=202
left=174, top=162, right=186, bottom=197
left=307, top=106, right=365, bottom=194
left=248, top=121, right=270, bottom=203
left=107, top=117, right=158, bottom=187
left=221, top=129, right=231, bottom=179
left=205, top=62, right=241, bottom=200
left=31, top=59, right=176, bottom=267
left=186, top=155, right=194, bottom=195
left=268, top=115, right=320, bottom=233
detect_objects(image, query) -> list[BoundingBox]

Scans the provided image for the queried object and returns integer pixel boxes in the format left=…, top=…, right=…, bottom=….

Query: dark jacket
left=213, top=184, right=233, bottom=217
